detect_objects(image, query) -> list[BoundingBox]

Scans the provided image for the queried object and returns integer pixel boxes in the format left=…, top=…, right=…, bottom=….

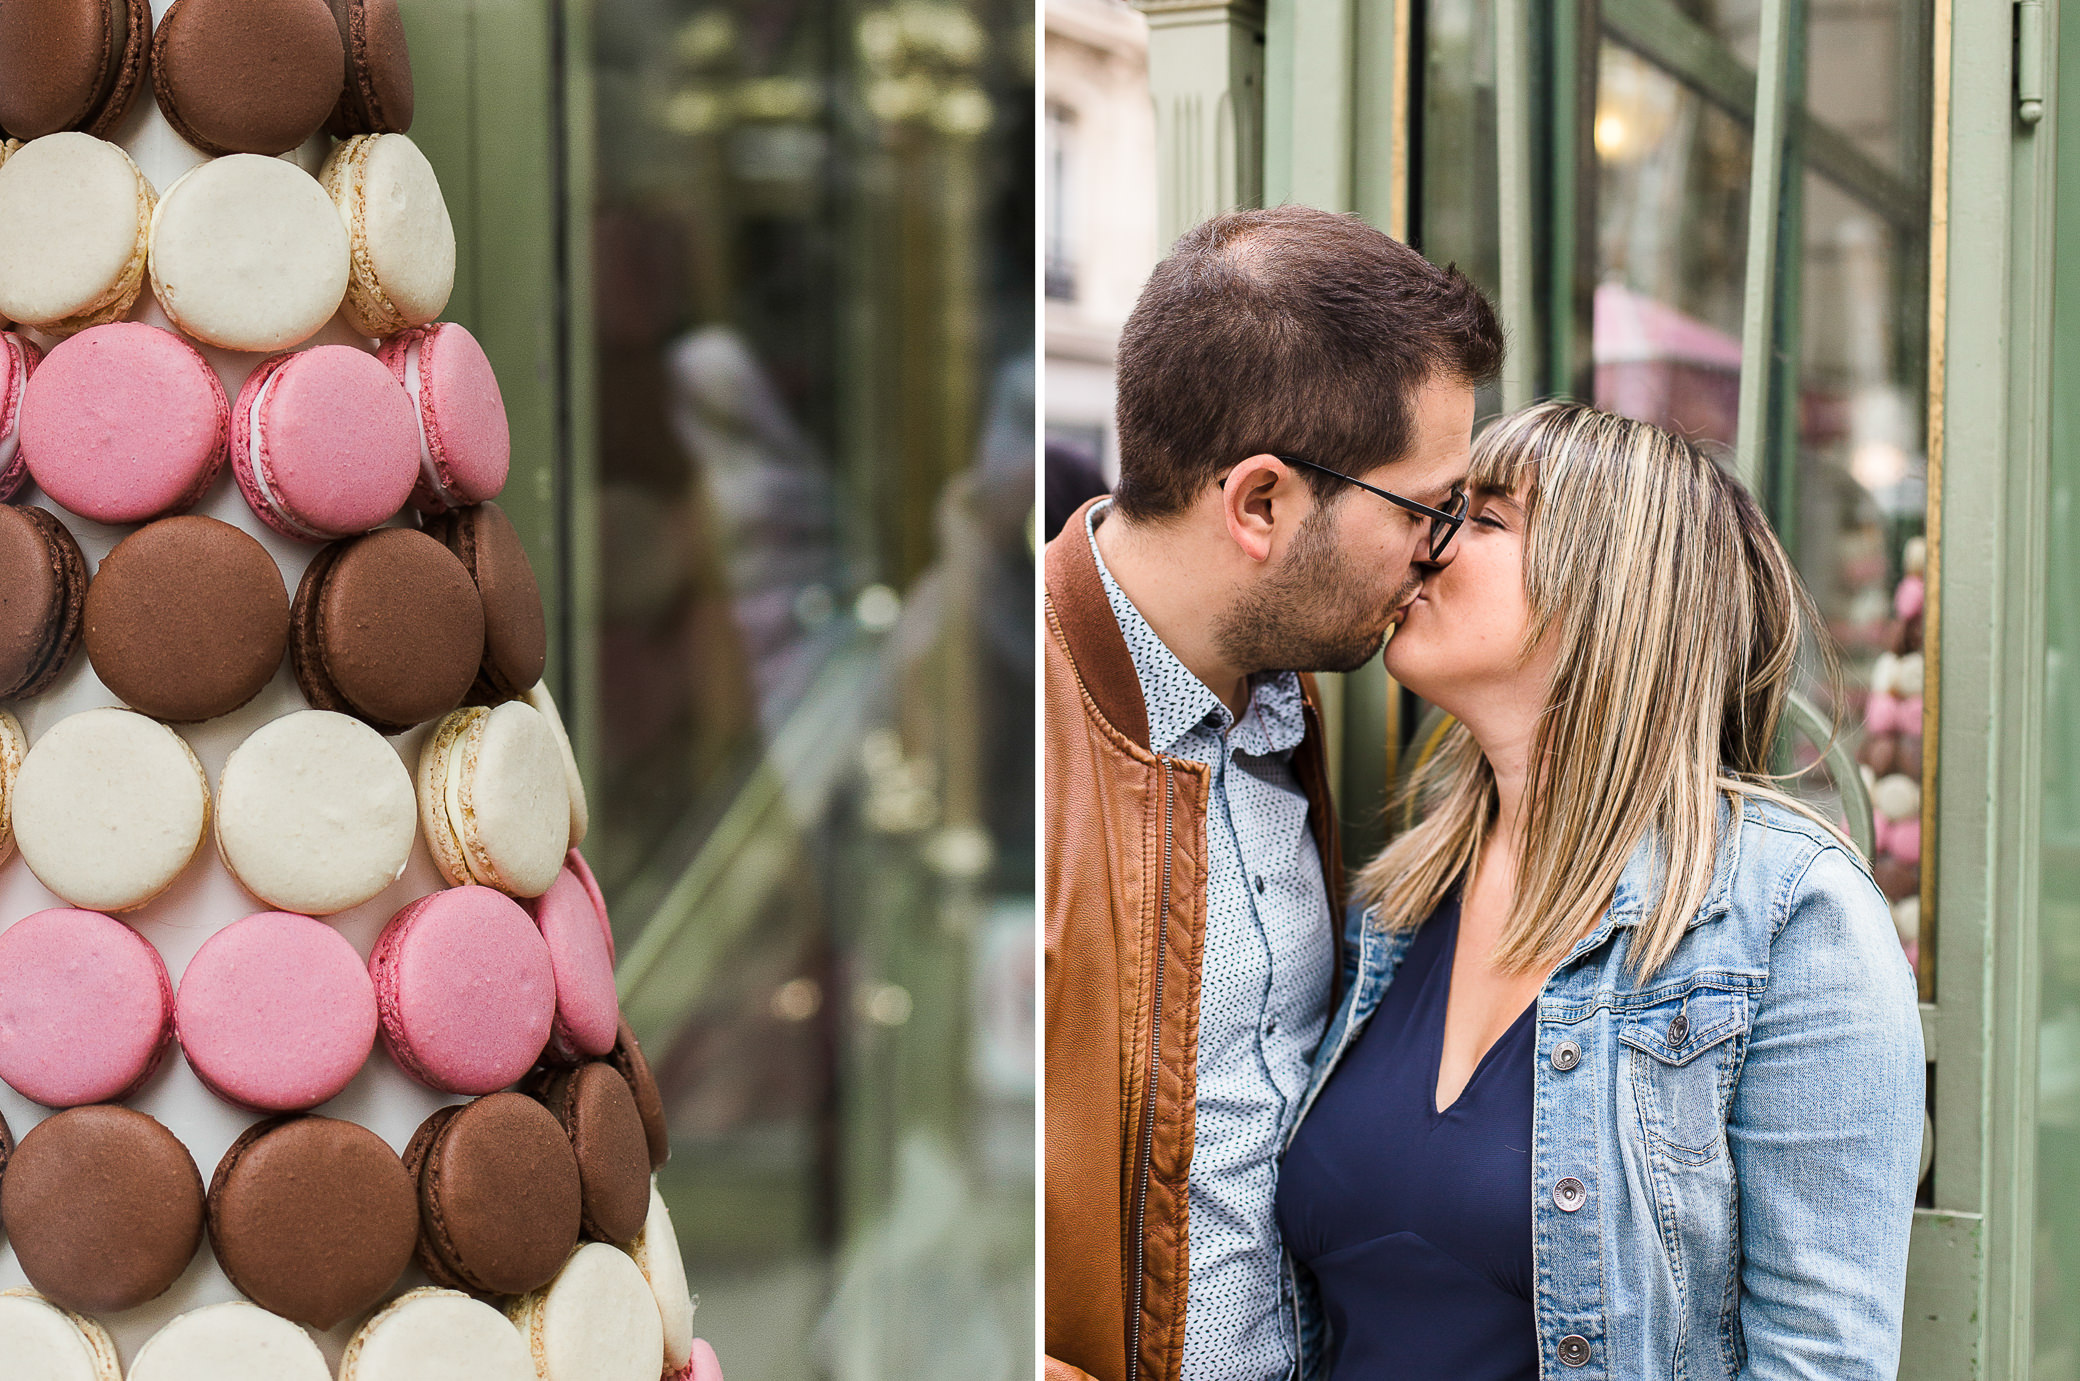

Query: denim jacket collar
left=1559, top=800, right=1745, bottom=967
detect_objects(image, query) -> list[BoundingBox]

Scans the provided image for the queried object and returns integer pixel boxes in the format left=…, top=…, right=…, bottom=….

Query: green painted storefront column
left=1143, top=0, right=1416, bottom=855
left=1134, top=0, right=1266, bottom=248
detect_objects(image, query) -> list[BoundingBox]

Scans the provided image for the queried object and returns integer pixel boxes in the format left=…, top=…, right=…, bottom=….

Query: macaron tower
left=0, top=5, right=712, bottom=1378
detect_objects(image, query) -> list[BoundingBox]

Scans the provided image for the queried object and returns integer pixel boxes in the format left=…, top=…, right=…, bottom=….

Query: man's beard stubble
left=1212, top=508, right=1423, bottom=677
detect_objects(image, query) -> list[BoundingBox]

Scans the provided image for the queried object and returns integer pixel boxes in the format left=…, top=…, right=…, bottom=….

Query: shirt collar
left=1085, top=499, right=1308, bottom=758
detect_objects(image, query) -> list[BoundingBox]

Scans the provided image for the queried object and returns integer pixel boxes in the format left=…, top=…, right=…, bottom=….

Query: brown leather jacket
left=1044, top=499, right=1344, bottom=1381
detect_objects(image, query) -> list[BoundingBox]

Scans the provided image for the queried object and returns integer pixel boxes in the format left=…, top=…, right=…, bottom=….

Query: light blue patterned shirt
left=1086, top=501, right=1334, bottom=1381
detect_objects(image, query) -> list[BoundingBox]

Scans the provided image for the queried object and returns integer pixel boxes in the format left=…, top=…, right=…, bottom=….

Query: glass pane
left=2038, top=5, right=2080, bottom=1372
left=1782, top=2, right=1932, bottom=983
left=1416, top=3, right=1934, bottom=972
left=1418, top=0, right=1500, bottom=295
left=1591, top=38, right=1751, bottom=448
left=1583, top=2, right=1933, bottom=986
left=589, top=1, right=1035, bottom=1377
left=1416, top=0, right=1503, bottom=420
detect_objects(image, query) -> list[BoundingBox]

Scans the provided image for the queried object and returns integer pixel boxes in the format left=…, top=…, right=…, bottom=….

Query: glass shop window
left=587, top=2, right=1034, bottom=1378
left=1414, top=0, right=1933, bottom=984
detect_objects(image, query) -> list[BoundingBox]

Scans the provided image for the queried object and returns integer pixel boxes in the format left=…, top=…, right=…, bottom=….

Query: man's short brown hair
left=1112, top=206, right=1504, bottom=521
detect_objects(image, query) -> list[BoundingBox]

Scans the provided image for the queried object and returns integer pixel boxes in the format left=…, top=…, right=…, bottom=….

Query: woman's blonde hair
left=1355, top=399, right=1843, bottom=979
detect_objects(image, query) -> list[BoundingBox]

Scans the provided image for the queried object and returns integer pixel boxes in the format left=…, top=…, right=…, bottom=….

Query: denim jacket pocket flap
left=1617, top=986, right=1749, bottom=1068
left=1620, top=986, right=1752, bottom=1165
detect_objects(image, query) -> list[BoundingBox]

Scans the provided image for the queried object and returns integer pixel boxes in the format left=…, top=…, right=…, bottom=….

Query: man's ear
left=1220, top=453, right=1301, bottom=565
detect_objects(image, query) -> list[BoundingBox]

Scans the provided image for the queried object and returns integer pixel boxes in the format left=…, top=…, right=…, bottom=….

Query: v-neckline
left=1429, top=908, right=1539, bottom=1120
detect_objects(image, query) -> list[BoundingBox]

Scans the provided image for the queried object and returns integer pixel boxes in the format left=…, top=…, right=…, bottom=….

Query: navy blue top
left=1274, top=897, right=1539, bottom=1380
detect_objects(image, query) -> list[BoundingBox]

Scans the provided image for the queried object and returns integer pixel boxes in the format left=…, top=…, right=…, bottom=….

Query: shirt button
left=1551, top=1040, right=1582, bottom=1072
left=1558, top=1334, right=1591, bottom=1367
left=1668, top=1014, right=1690, bottom=1047
left=1553, top=1177, right=1587, bottom=1212
left=1254, top=876, right=1266, bottom=894
left=1263, top=1015, right=1278, bottom=1037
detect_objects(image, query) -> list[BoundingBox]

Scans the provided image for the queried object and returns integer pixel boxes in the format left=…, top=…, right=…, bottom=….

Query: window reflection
left=590, top=2, right=1033, bottom=1377
left=1583, top=4, right=1930, bottom=979
left=1592, top=42, right=1750, bottom=448
left=1416, top=0, right=1503, bottom=422
left=1790, top=157, right=1929, bottom=969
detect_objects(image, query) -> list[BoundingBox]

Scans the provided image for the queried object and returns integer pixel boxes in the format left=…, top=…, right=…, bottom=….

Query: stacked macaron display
left=0, top=4, right=717, bottom=1380
left=1857, top=534, right=1930, bottom=967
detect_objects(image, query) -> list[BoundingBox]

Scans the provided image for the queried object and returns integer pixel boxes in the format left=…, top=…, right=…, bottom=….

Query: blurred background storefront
left=1042, top=0, right=1156, bottom=498
left=1101, top=0, right=2079, bottom=1374
left=399, top=3, right=1034, bottom=1378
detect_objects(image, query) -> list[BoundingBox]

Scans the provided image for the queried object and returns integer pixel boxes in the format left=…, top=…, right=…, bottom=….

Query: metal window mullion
left=1734, top=0, right=1804, bottom=499
left=1539, top=0, right=1596, bottom=403
left=1765, top=135, right=1807, bottom=542
left=1496, top=0, right=1537, bottom=409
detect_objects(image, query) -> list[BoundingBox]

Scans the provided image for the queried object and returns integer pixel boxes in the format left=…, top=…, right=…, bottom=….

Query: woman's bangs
left=1466, top=410, right=1547, bottom=497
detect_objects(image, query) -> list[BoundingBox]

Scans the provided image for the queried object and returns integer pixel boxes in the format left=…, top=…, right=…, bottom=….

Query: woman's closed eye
left=1467, top=491, right=1520, bottom=531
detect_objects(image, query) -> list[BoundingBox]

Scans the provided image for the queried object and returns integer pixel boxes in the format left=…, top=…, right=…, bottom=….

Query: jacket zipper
left=1128, top=758, right=1175, bottom=1381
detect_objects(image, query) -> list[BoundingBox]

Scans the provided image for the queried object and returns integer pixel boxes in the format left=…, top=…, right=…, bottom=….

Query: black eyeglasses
left=1277, top=456, right=1470, bottom=561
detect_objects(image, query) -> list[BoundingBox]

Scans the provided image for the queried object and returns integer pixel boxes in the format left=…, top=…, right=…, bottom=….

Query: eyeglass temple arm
left=1277, top=456, right=1464, bottom=525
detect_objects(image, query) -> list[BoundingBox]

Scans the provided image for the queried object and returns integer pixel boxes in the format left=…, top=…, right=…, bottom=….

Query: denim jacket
left=1283, top=797, right=1925, bottom=1381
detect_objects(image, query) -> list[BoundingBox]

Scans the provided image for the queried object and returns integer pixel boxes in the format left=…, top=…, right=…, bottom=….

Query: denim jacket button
left=1553, top=1177, right=1587, bottom=1212
left=1668, top=1013, right=1690, bottom=1047
left=1558, top=1334, right=1591, bottom=1367
left=1551, top=1040, right=1581, bottom=1071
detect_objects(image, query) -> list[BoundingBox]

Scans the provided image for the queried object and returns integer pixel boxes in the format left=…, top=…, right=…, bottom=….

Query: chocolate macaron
left=0, top=503, right=88, bottom=701
left=526, top=1062, right=651, bottom=1245
left=1875, top=856, right=1918, bottom=901
left=327, top=0, right=414, bottom=136
left=0, top=1105, right=205, bottom=1314
left=608, top=1016, right=670, bottom=1169
left=151, top=0, right=345, bottom=157
left=0, top=0, right=153, bottom=140
left=404, top=1092, right=582, bottom=1298
left=425, top=501, right=546, bottom=704
left=207, top=1115, right=419, bottom=1329
left=291, top=526, right=485, bottom=733
left=83, top=516, right=289, bottom=722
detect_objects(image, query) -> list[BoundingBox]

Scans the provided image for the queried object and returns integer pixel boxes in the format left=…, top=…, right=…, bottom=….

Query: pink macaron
left=174, top=910, right=379, bottom=1112
left=0, top=907, right=175, bottom=1107
left=18, top=322, right=231, bottom=525
left=375, top=321, right=510, bottom=514
left=525, top=858, right=621, bottom=1064
left=369, top=885, right=555, bottom=1094
left=0, top=330, right=44, bottom=501
left=231, top=345, right=422, bottom=542
left=670, top=1340, right=725, bottom=1381
left=565, top=847, right=615, bottom=964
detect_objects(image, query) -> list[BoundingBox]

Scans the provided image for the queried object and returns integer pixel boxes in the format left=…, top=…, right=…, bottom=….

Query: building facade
left=1045, top=0, right=1160, bottom=479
